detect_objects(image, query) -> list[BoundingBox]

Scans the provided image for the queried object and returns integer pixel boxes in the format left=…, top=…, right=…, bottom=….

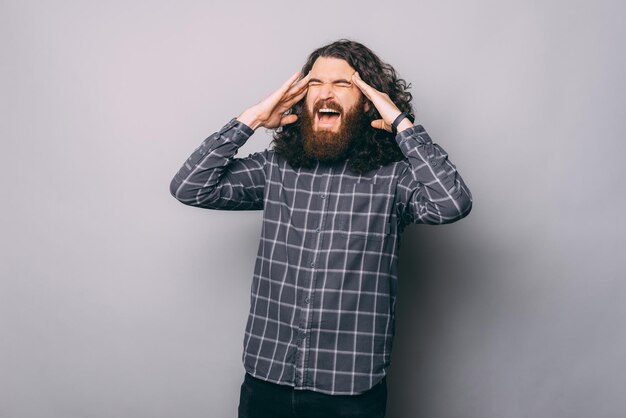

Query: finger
left=283, top=76, right=309, bottom=101
left=287, top=71, right=310, bottom=96
left=371, top=119, right=391, bottom=132
left=297, top=71, right=311, bottom=85
left=270, top=89, right=307, bottom=124
left=291, top=71, right=311, bottom=92
left=282, top=86, right=309, bottom=109
left=351, top=72, right=377, bottom=100
left=279, top=114, right=299, bottom=126
left=351, top=72, right=369, bottom=98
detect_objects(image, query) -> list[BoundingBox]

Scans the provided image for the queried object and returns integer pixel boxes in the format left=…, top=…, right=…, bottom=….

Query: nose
left=318, top=83, right=335, bottom=100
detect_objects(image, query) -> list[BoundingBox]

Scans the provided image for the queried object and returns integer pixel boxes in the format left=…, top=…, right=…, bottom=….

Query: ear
left=363, top=101, right=371, bottom=112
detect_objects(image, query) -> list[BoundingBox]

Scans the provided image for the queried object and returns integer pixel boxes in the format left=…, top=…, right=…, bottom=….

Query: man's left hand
left=351, top=72, right=413, bottom=133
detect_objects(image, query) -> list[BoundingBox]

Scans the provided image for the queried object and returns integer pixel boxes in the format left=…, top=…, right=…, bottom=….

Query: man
left=170, top=39, right=472, bottom=418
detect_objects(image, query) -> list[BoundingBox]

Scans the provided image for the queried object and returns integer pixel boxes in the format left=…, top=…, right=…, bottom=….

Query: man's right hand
left=237, top=71, right=310, bottom=131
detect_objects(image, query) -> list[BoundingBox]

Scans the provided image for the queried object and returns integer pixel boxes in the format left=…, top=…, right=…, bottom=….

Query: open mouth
left=316, top=108, right=342, bottom=128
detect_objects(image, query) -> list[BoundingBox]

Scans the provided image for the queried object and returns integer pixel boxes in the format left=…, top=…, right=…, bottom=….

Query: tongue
left=319, top=113, right=339, bottom=123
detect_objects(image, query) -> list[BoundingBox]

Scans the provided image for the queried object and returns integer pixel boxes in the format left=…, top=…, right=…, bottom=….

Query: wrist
left=396, top=118, right=413, bottom=133
left=391, top=112, right=415, bottom=134
left=237, top=109, right=263, bottom=131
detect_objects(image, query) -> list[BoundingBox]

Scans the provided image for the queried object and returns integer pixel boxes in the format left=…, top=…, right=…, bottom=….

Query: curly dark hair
left=271, top=39, right=414, bottom=174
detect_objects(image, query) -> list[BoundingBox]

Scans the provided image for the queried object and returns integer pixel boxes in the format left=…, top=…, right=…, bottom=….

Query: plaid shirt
left=170, top=118, right=472, bottom=395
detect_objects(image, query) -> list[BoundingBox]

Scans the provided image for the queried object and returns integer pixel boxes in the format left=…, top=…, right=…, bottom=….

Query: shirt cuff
left=218, top=118, right=255, bottom=146
left=395, top=124, right=430, bottom=145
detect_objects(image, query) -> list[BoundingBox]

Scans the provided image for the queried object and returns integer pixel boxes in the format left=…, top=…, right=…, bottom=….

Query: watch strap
left=391, top=112, right=415, bottom=134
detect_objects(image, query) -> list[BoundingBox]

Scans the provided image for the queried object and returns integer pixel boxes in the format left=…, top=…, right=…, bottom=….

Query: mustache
left=313, top=101, right=343, bottom=114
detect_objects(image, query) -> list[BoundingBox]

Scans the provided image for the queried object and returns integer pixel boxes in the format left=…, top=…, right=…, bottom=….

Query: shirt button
left=304, top=297, right=311, bottom=304
left=310, top=262, right=315, bottom=268
left=315, top=227, right=320, bottom=233
left=320, top=194, right=326, bottom=199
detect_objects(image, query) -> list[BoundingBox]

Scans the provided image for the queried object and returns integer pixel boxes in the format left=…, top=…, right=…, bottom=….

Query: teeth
left=318, top=108, right=340, bottom=114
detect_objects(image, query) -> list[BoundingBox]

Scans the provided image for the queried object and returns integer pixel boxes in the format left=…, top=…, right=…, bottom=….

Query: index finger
left=294, top=71, right=311, bottom=88
left=351, top=72, right=375, bottom=99
left=283, top=71, right=311, bottom=98
left=281, top=71, right=310, bottom=98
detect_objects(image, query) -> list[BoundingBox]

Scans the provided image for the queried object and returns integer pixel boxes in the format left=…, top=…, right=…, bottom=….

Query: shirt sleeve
left=169, top=118, right=267, bottom=210
left=394, top=124, right=473, bottom=227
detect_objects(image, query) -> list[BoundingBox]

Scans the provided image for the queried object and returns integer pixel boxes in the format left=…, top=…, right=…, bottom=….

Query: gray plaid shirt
left=170, top=118, right=472, bottom=395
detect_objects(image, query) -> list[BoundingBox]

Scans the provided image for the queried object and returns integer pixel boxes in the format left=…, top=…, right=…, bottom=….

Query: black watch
left=391, top=112, right=415, bottom=134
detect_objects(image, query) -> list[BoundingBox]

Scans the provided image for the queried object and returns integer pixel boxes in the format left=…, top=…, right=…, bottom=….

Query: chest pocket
left=336, top=181, right=393, bottom=241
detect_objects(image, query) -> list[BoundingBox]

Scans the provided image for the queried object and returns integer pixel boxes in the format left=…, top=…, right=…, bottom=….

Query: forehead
left=309, top=57, right=355, bottom=80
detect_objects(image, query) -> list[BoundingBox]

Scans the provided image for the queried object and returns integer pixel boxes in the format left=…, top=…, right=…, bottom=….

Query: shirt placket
left=293, top=166, right=333, bottom=388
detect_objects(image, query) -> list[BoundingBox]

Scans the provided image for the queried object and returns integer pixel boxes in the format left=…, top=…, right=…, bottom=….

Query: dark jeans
left=238, top=373, right=387, bottom=418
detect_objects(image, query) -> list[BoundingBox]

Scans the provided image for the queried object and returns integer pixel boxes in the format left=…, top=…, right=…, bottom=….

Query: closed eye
left=308, top=79, right=353, bottom=88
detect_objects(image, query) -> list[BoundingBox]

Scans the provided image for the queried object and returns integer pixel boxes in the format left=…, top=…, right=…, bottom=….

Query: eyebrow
left=308, top=78, right=353, bottom=84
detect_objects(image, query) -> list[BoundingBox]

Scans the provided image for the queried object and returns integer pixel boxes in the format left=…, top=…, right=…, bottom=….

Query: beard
left=298, top=97, right=368, bottom=163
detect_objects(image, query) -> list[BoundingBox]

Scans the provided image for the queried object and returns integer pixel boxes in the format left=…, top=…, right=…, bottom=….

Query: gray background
left=2, top=0, right=625, bottom=417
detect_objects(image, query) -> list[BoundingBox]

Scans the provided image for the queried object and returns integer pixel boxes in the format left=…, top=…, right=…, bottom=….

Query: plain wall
left=2, top=0, right=625, bottom=417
